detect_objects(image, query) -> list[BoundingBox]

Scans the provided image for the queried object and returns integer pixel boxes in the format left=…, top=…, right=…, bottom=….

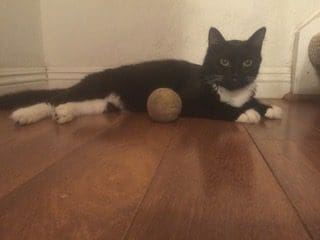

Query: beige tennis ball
left=308, top=32, right=320, bottom=69
left=147, top=88, right=182, bottom=122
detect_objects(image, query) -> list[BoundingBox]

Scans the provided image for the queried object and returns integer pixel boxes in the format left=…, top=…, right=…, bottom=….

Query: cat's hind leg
left=11, top=103, right=53, bottom=125
left=54, top=93, right=124, bottom=124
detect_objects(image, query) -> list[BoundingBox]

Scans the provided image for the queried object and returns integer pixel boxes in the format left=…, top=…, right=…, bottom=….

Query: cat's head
left=202, top=27, right=266, bottom=91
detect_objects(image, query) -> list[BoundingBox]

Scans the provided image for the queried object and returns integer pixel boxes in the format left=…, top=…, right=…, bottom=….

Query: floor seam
left=121, top=124, right=179, bottom=240
left=243, top=125, right=314, bottom=240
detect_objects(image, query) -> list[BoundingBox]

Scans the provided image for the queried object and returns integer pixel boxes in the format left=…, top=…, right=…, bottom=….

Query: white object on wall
left=292, top=10, right=320, bottom=95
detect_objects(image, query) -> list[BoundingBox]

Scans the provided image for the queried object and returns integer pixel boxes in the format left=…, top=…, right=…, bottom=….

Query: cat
left=0, top=27, right=282, bottom=125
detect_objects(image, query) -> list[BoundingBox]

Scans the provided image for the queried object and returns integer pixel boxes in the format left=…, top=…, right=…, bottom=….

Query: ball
left=147, top=88, right=182, bottom=123
left=308, top=32, right=320, bottom=69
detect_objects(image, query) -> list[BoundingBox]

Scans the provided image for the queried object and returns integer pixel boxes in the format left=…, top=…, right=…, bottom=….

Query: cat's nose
left=232, top=77, right=238, bottom=82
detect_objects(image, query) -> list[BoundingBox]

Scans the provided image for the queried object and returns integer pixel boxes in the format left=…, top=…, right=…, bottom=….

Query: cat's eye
left=220, top=59, right=230, bottom=67
left=243, top=59, right=253, bottom=67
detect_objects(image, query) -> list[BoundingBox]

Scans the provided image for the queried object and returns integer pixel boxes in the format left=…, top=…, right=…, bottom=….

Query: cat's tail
left=0, top=89, right=66, bottom=110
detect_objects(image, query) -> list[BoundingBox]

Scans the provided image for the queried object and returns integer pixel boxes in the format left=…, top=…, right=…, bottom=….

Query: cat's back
left=84, top=59, right=200, bottom=83
left=111, top=59, right=201, bottom=80
left=78, top=59, right=202, bottom=101
left=115, top=59, right=200, bottom=71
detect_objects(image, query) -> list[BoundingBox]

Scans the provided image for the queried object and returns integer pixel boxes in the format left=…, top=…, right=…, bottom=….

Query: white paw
left=53, top=104, right=75, bottom=124
left=11, top=103, right=52, bottom=125
left=236, top=109, right=261, bottom=124
left=265, top=105, right=282, bottom=119
left=11, top=109, right=37, bottom=125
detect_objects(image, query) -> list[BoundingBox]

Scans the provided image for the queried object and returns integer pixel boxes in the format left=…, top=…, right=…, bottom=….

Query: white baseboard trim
left=47, top=66, right=291, bottom=98
left=0, top=81, right=48, bottom=95
left=0, top=67, right=48, bottom=95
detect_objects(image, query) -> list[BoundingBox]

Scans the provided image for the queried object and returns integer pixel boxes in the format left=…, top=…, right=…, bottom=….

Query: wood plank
left=0, top=111, right=49, bottom=145
left=282, top=101, right=320, bottom=130
left=246, top=100, right=320, bottom=238
left=252, top=139, right=320, bottom=239
left=246, top=100, right=320, bottom=141
left=0, top=114, right=175, bottom=240
left=124, top=119, right=310, bottom=240
left=0, top=113, right=129, bottom=198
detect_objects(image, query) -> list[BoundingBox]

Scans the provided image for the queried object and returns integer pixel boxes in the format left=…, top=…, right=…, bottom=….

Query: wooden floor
left=0, top=100, right=319, bottom=240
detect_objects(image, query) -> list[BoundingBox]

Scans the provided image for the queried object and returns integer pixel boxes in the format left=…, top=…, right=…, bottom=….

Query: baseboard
left=283, top=93, right=320, bottom=101
left=0, top=67, right=48, bottom=95
left=47, top=66, right=291, bottom=98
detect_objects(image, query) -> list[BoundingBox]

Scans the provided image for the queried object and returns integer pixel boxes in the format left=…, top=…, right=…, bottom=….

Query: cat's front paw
left=265, top=105, right=282, bottom=119
left=53, top=104, right=75, bottom=124
left=11, top=108, right=37, bottom=125
left=236, top=109, right=261, bottom=124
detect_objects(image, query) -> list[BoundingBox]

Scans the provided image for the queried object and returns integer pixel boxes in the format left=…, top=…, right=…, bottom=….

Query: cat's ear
left=208, top=27, right=225, bottom=46
left=248, top=27, right=266, bottom=50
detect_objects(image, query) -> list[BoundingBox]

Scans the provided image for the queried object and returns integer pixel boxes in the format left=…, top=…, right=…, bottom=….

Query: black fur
left=0, top=89, right=64, bottom=110
left=0, top=27, right=271, bottom=121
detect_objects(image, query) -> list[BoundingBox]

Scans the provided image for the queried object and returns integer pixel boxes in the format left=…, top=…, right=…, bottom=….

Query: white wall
left=40, top=0, right=302, bottom=97
left=0, top=0, right=47, bottom=94
left=41, top=0, right=320, bottom=67
left=41, top=0, right=292, bottom=67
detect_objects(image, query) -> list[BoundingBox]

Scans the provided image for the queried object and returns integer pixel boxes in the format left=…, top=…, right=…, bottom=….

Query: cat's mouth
left=220, top=81, right=250, bottom=90
left=202, top=74, right=223, bottom=85
left=208, top=75, right=256, bottom=91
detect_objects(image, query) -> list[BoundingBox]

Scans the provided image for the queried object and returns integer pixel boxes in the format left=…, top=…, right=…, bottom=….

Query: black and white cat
left=0, top=27, right=282, bottom=125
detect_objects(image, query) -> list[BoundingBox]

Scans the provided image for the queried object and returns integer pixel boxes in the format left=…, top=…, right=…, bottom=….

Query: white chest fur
left=217, top=83, right=256, bottom=107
